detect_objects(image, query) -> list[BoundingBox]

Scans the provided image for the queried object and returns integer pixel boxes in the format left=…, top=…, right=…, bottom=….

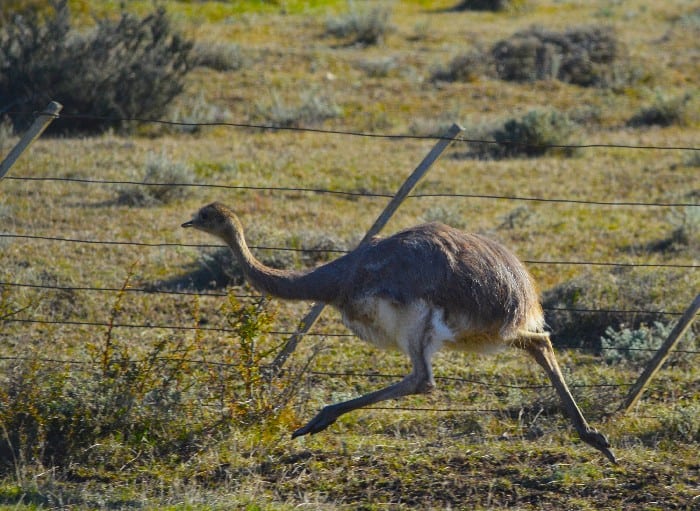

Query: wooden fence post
left=0, top=101, right=63, bottom=181
left=269, top=124, right=464, bottom=374
left=619, top=292, right=700, bottom=414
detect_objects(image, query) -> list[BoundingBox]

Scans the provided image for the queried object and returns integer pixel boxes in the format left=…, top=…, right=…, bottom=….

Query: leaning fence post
left=619, top=292, right=700, bottom=414
left=269, top=124, right=464, bottom=374
left=0, top=101, right=63, bottom=181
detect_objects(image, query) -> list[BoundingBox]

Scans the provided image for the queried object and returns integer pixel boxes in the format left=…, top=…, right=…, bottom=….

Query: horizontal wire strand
left=5, top=175, right=699, bottom=208
left=1, top=234, right=697, bottom=269
left=0, top=281, right=688, bottom=316
left=18, top=111, right=700, bottom=152
left=0, top=356, right=639, bottom=389
left=2, top=318, right=698, bottom=354
left=1, top=354, right=691, bottom=403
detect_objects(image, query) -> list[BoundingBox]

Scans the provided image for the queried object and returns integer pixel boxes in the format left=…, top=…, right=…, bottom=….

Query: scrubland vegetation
left=0, top=0, right=698, bottom=509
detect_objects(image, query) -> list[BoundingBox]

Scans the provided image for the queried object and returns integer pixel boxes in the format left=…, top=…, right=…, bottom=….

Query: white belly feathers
left=339, top=297, right=507, bottom=355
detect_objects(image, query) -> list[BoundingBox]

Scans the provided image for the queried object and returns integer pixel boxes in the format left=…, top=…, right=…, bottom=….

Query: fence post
left=619, top=292, right=700, bottom=414
left=269, top=124, right=464, bottom=374
left=0, top=101, right=63, bottom=181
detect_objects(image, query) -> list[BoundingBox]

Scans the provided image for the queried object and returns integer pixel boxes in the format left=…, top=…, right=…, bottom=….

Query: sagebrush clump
left=256, top=90, right=341, bottom=128
left=627, top=92, right=695, bottom=127
left=325, top=5, right=392, bottom=46
left=492, top=26, right=619, bottom=86
left=542, top=269, right=697, bottom=351
left=647, top=206, right=700, bottom=253
left=465, top=109, right=576, bottom=159
left=193, top=41, right=244, bottom=72
left=600, top=321, right=673, bottom=364
left=436, top=25, right=621, bottom=87
left=431, top=51, right=494, bottom=83
left=0, top=1, right=193, bottom=133
left=117, top=154, right=194, bottom=206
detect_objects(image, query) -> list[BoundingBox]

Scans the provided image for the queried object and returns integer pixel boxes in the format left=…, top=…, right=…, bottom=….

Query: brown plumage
left=183, top=202, right=616, bottom=463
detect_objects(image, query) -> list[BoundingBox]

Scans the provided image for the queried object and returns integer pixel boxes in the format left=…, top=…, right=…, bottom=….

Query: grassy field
left=1, top=0, right=699, bottom=509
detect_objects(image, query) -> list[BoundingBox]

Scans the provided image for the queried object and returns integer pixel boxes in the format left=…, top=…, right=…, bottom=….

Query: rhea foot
left=291, top=405, right=339, bottom=439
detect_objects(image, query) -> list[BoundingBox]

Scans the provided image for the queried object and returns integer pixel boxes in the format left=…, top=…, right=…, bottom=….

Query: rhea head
left=181, top=202, right=235, bottom=237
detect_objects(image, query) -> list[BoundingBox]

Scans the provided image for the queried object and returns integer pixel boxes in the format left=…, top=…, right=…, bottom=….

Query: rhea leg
left=516, top=332, right=617, bottom=463
left=292, top=338, right=436, bottom=439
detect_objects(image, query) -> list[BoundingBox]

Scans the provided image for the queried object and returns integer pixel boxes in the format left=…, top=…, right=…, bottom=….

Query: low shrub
left=433, top=26, right=622, bottom=87
left=647, top=206, right=700, bottom=253
left=117, top=154, right=194, bottom=206
left=193, top=41, right=244, bottom=72
left=325, top=5, right=392, bottom=46
left=627, top=92, right=695, bottom=127
left=491, top=25, right=619, bottom=86
left=256, top=90, right=341, bottom=128
left=656, top=402, right=700, bottom=443
left=542, top=269, right=695, bottom=351
left=453, top=0, right=526, bottom=12
left=167, top=93, right=233, bottom=134
left=0, top=1, right=193, bottom=133
left=431, top=51, right=494, bottom=83
left=465, top=109, right=576, bottom=159
left=357, top=57, right=398, bottom=78
left=600, top=321, right=673, bottom=364
left=491, top=109, right=575, bottom=157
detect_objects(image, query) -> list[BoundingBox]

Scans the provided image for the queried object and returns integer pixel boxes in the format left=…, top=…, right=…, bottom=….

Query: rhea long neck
left=216, top=213, right=343, bottom=303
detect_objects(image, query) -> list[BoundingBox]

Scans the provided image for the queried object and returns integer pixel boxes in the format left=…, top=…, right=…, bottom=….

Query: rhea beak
left=181, top=220, right=194, bottom=228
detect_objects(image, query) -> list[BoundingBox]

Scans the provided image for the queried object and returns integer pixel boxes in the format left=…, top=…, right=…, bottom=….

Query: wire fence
left=2, top=233, right=698, bottom=269
left=4, top=316, right=699, bottom=357
left=1, top=111, right=699, bottom=417
left=16, top=111, right=700, bottom=152
left=5, top=174, right=700, bottom=208
left=0, top=280, right=690, bottom=316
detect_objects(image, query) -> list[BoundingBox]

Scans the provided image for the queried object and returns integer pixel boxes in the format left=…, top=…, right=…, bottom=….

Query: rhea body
left=182, top=202, right=615, bottom=462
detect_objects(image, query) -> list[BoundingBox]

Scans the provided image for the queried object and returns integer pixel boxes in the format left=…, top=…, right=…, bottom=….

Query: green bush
left=657, top=402, right=700, bottom=443
left=0, top=289, right=299, bottom=474
left=0, top=1, right=193, bottom=134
